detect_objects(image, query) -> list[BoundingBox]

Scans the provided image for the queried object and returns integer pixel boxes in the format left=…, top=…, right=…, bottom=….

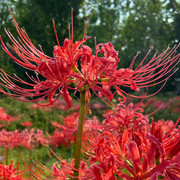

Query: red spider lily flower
left=0, top=11, right=90, bottom=109
left=31, top=152, right=117, bottom=180
left=83, top=129, right=180, bottom=179
left=20, top=121, right=33, bottom=127
left=153, top=100, right=170, bottom=110
left=125, top=139, right=180, bottom=179
left=125, top=141, right=142, bottom=177
left=0, top=128, right=48, bottom=149
left=47, top=146, right=179, bottom=180
left=77, top=41, right=180, bottom=103
left=72, top=104, right=80, bottom=111
left=91, top=102, right=108, bottom=110
left=18, top=129, right=48, bottom=148
left=30, top=103, right=53, bottom=111
left=51, top=161, right=74, bottom=179
left=102, top=102, right=149, bottom=133
left=82, top=131, right=141, bottom=179
left=29, top=99, right=67, bottom=110
left=149, top=117, right=180, bottom=160
left=0, top=10, right=180, bottom=108
left=50, top=112, right=78, bottom=147
left=123, top=118, right=180, bottom=179
left=0, top=129, right=20, bottom=149
left=81, top=108, right=180, bottom=179
left=0, top=124, right=5, bottom=128
left=0, top=107, right=19, bottom=124
left=0, top=161, right=24, bottom=180
left=168, top=96, right=180, bottom=113
left=156, top=119, right=175, bottom=133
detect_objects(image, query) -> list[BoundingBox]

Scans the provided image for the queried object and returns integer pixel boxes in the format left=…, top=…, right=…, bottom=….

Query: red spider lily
left=31, top=151, right=117, bottom=180
left=0, top=124, right=5, bottom=128
left=50, top=113, right=104, bottom=149
left=125, top=139, right=180, bottom=179
left=142, top=117, right=180, bottom=179
left=29, top=99, right=68, bottom=111
left=72, top=104, right=80, bottom=111
left=0, top=10, right=180, bottom=109
left=0, top=107, right=19, bottom=124
left=77, top=41, right=180, bottom=102
left=102, top=102, right=149, bottom=133
left=149, top=117, right=180, bottom=160
left=24, top=102, right=179, bottom=179
left=81, top=131, right=143, bottom=179
left=50, top=112, right=78, bottom=147
left=0, top=161, right=24, bottom=180
left=82, top=127, right=180, bottom=179
left=127, top=117, right=180, bottom=179
left=0, top=10, right=90, bottom=109
left=81, top=103, right=180, bottom=179
left=20, top=121, right=33, bottom=127
left=153, top=100, right=169, bottom=110
left=0, top=129, right=48, bottom=149
left=18, top=129, right=48, bottom=149
left=0, top=129, right=20, bottom=149
left=168, top=96, right=180, bottom=113
left=30, top=103, right=53, bottom=111
left=91, top=102, right=108, bottom=110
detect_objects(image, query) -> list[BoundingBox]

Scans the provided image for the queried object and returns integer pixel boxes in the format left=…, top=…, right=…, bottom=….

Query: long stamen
left=83, top=18, right=87, bottom=39
left=94, top=37, right=97, bottom=57
left=53, top=20, right=60, bottom=47
left=68, top=23, right=71, bottom=40
left=129, top=51, right=141, bottom=69
left=71, top=7, right=73, bottom=43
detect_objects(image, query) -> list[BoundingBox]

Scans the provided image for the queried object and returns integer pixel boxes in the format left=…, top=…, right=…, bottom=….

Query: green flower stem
left=73, top=90, right=86, bottom=179
left=5, top=148, right=9, bottom=165
left=29, top=149, right=32, bottom=179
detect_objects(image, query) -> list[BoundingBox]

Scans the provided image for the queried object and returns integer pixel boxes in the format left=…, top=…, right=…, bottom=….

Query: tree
left=15, top=0, right=85, bottom=55
left=80, top=0, right=180, bottom=93
left=0, top=0, right=18, bottom=75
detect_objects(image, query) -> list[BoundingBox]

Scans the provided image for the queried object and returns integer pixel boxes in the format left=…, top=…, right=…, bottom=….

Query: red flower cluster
left=31, top=103, right=180, bottom=179
left=20, top=121, right=33, bottom=127
left=0, top=11, right=179, bottom=109
left=0, top=10, right=180, bottom=180
left=0, top=161, right=24, bottom=180
left=50, top=112, right=79, bottom=148
left=0, top=128, right=48, bottom=149
left=0, top=107, right=19, bottom=126
left=81, top=104, right=180, bottom=180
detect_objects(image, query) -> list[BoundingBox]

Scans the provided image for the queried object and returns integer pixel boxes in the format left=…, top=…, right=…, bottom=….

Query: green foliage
left=15, top=0, right=85, bottom=55
left=0, top=95, right=71, bottom=132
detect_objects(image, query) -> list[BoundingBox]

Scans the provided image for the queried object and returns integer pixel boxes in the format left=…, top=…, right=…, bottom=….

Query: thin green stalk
left=24, top=148, right=27, bottom=163
left=29, top=149, right=32, bottom=179
left=5, top=147, right=9, bottom=165
left=73, top=90, right=86, bottom=179
left=61, top=145, right=67, bottom=159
